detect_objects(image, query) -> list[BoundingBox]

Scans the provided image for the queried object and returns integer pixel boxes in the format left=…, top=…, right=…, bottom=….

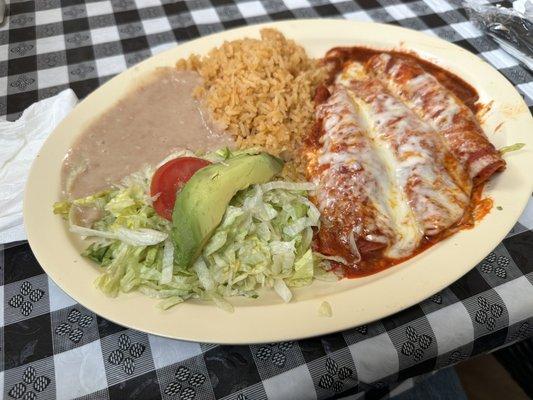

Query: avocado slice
left=172, top=153, right=284, bottom=266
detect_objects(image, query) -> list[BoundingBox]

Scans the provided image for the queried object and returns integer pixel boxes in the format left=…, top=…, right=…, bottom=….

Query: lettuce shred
left=318, top=301, right=333, bottom=317
left=499, top=143, right=525, bottom=155
left=54, top=151, right=337, bottom=311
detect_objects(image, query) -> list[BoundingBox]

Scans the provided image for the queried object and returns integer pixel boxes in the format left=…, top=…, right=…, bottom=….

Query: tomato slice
left=150, top=157, right=211, bottom=220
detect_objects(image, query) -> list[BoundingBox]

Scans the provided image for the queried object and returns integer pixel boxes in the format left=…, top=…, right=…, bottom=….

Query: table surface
left=1, top=1, right=533, bottom=399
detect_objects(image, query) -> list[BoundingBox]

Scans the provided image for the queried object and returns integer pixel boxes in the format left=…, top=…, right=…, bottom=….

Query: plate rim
left=24, top=19, right=533, bottom=344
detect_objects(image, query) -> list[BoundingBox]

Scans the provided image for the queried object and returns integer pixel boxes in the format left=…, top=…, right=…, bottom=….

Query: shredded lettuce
left=318, top=301, right=332, bottom=317
left=499, top=143, right=525, bottom=155
left=53, top=201, right=71, bottom=218
left=160, top=239, right=174, bottom=285
left=54, top=150, right=338, bottom=311
left=196, top=185, right=333, bottom=304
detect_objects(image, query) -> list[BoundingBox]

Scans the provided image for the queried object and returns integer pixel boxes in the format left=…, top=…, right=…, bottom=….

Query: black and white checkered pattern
left=2, top=239, right=533, bottom=399
left=1, top=0, right=532, bottom=121
left=1, top=1, right=532, bottom=399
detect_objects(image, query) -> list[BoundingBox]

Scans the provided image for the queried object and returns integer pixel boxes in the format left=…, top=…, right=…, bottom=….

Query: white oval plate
left=24, top=20, right=533, bottom=344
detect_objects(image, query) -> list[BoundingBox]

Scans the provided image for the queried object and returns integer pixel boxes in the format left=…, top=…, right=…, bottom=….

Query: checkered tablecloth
left=1, top=0, right=533, bottom=399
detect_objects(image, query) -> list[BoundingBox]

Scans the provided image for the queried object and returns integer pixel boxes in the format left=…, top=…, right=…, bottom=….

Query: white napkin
left=0, top=89, right=78, bottom=244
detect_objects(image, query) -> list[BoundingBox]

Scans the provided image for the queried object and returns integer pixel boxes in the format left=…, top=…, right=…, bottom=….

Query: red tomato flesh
left=150, top=157, right=211, bottom=220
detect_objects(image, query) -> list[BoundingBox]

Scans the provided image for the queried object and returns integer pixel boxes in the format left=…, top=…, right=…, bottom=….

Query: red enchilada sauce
left=322, top=47, right=480, bottom=112
left=328, top=185, right=491, bottom=278
left=308, top=47, right=498, bottom=278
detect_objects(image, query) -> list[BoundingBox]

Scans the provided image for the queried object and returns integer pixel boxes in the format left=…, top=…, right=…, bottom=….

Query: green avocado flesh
left=171, top=153, right=284, bottom=267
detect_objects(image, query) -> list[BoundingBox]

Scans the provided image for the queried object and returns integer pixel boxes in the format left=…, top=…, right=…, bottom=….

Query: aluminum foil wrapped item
left=464, top=0, right=533, bottom=71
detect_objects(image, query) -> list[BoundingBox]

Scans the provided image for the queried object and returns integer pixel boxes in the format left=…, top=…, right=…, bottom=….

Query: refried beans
left=62, top=67, right=233, bottom=199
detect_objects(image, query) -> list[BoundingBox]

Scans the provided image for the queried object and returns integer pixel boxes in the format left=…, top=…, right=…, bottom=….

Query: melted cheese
left=349, top=99, right=425, bottom=255
left=344, top=75, right=469, bottom=235
left=326, top=60, right=472, bottom=251
left=405, top=72, right=462, bottom=130
left=310, top=51, right=503, bottom=269
left=369, top=53, right=493, bottom=184
left=315, top=84, right=423, bottom=258
left=315, top=88, right=394, bottom=234
left=312, top=57, right=484, bottom=261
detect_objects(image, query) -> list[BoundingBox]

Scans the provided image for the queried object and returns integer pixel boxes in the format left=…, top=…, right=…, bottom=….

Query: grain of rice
left=176, top=28, right=326, bottom=180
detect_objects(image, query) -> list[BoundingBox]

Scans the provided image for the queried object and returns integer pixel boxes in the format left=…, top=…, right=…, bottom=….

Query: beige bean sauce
left=62, top=67, right=233, bottom=199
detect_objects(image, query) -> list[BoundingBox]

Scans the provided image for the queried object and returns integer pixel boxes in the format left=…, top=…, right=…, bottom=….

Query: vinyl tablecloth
left=1, top=1, right=533, bottom=399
